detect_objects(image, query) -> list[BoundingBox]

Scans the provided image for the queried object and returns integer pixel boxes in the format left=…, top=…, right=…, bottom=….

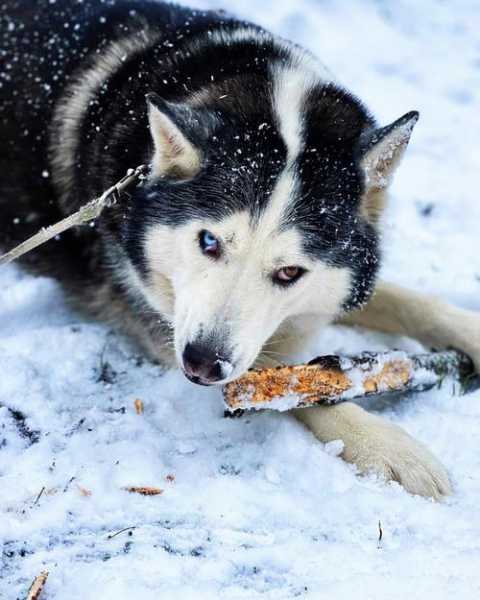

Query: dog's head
left=125, top=72, right=417, bottom=385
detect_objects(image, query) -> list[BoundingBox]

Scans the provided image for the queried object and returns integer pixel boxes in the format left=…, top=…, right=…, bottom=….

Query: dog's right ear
left=146, top=93, right=204, bottom=180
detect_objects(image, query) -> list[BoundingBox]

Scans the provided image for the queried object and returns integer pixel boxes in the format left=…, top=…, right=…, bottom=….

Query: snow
left=2, top=0, right=480, bottom=598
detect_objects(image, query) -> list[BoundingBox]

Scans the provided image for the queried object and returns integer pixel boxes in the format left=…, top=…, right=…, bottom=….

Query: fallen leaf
left=123, top=486, right=163, bottom=496
left=77, top=484, right=92, bottom=497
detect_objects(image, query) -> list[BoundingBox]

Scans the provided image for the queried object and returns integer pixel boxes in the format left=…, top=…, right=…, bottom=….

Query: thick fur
left=294, top=403, right=452, bottom=500
left=2, top=0, right=479, bottom=499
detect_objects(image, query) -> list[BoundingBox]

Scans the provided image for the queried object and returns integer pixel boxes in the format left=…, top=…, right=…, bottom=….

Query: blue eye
left=199, top=230, right=220, bottom=258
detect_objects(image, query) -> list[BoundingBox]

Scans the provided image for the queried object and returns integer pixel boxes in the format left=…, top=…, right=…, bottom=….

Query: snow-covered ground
left=2, top=1, right=480, bottom=598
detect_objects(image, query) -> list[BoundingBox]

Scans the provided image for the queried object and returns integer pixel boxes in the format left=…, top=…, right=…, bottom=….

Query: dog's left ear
left=357, top=111, right=419, bottom=222
left=359, top=111, right=419, bottom=189
left=146, top=92, right=206, bottom=180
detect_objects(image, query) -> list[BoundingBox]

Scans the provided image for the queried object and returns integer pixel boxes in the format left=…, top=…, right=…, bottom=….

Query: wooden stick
left=223, top=349, right=479, bottom=412
left=0, top=165, right=148, bottom=267
left=26, top=571, right=49, bottom=600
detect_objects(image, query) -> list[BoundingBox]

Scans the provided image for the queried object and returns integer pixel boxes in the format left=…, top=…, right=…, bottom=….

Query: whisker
left=255, top=355, right=284, bottom=368
left=262, top=333, right=302, bottom=347
left=261, top=350, right=289, bottom=357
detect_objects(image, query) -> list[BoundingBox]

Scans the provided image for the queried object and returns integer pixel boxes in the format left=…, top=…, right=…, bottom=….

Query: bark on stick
left=223, top=349, right=478, bottom=412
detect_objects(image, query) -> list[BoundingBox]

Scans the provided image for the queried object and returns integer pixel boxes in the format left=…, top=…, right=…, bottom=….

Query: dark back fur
left=1, top=0, right=380, bottom=322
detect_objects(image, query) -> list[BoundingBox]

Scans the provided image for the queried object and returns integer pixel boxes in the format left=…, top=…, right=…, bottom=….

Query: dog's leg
left=264, top=282, right=479, bottom=499
left=264, top=325, right=452, bottom=499
left=293, top=402, right=451, bottom=500
left=297, top=280, right=479, bottom=500
left=340, top=280, right=480, bottom=370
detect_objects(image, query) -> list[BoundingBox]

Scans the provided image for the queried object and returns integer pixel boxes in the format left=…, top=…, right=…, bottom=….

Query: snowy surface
left=2, top=1, right=480, bottom=598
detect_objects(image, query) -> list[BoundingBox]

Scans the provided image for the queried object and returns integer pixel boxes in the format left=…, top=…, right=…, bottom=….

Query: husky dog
left=1, top=0, right=479, bottom=499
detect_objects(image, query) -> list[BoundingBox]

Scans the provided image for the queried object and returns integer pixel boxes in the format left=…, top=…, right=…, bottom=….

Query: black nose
left=182, top=342, right=226, bottom=385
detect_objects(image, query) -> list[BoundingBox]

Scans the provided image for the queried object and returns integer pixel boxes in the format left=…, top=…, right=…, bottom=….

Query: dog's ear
left=357, top=111, right=419, bottom=223
left=146, top=93, right=204, bottom=180
left=359, top=111, right=419, bottom=189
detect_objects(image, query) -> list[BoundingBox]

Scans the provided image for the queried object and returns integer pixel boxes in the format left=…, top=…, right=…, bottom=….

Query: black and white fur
left=2, top=0, right=479, bottom=499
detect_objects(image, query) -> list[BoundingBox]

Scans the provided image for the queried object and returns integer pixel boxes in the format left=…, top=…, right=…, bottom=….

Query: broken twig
left=107, top=526, right=137, bottom=540
left=26, top=571, right=49, bottom=600
left=134, top=398, right=144, bottom=415
left=0, top=165, right=148, bottom=266
left=123, top=486, right=164, bottom=496
left=33, top=487, right=45, bottom=506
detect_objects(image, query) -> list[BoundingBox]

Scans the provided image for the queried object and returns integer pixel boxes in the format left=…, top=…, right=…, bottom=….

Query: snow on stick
left=0, top=165, right=148, bottom=267
left=223, top=349, right=479, bottom=412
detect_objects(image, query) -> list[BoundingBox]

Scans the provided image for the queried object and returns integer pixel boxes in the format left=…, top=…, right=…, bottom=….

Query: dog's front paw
left=294, top=403, right=452, bottom=500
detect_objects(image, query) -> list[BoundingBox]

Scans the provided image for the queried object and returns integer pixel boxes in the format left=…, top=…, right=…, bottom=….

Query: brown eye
left=273, top=266, right=306, bottom=286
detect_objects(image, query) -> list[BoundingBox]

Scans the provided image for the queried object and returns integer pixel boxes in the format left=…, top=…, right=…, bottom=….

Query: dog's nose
left=182, top=342, right=228, bottom=385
